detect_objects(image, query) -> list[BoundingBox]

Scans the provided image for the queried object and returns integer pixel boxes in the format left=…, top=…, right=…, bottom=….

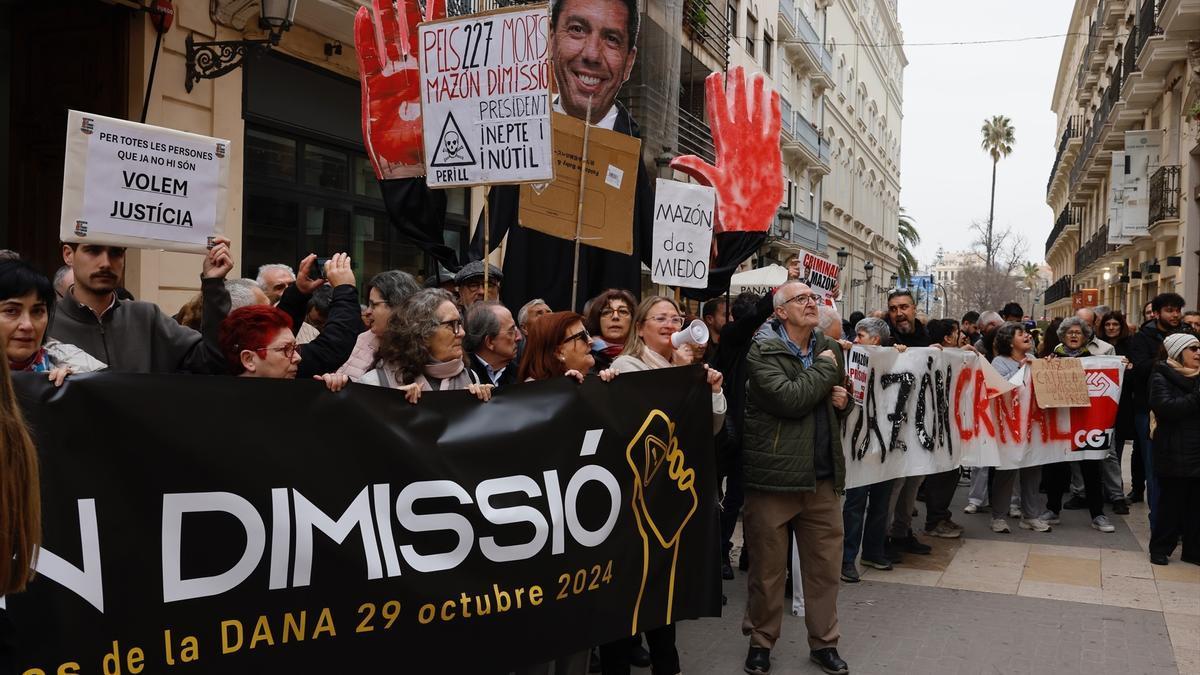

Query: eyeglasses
left=647, top=314, right=685, bottom=328
left=785, top=294, right=820, bottom=306
left=562, top=328, right=591, bottom=345
left=600, top=307, right=631, bottom=318
left=439, top=319, right=464, bottom=333
left=1185, top=345, right=1200, bottom=353
left=1063, top=330, right=1085, bottom=338
left=250, top=343, right=298, bottom=359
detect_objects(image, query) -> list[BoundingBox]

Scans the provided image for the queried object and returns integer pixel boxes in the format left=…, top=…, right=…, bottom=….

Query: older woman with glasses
left=218, top=305, right=348, bottom=390
left=518, top=311, right=618, bottom=383
left=1040, top=316, right=1116, bottom=533
left=585, top=289, right=637, bottom=371
left=338, top=270, right=420, bottom=380
left=361, top=288, right=492, bottom=403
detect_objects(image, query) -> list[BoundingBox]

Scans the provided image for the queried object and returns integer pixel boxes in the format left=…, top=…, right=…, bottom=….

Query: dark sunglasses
left=561, top=328, right=591, bottom=345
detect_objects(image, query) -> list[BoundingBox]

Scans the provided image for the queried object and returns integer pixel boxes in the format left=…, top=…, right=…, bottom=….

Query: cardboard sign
left=801, top=251, right=839, bottom=300
left=418, top=5, right=554, bottom=188
left=518, top=112, right=641, bottom=254
left=59, top=110, right=230, bottom=253
left=1030, top=358, right=1090, bottom=408
left=651, top=179, right=715, bottom=289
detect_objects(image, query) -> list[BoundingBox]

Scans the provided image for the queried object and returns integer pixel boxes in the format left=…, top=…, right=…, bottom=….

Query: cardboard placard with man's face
left=520, top=0, right=642, bottom=250
left=549, top=0, right=638, bottom=123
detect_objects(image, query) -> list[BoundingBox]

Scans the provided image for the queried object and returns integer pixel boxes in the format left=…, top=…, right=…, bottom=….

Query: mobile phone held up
left=313, top=257, right=330, bottom=281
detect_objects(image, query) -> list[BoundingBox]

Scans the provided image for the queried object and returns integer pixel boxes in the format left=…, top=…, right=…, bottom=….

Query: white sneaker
left=1019, top=518, right=1052, bottom=532
left=964, top=503, right=979, bottom=514
left=1092, top=515, right=1116, bottom=533
left=991, top=518, right=1011, bottom=533
left=1009, top=505, right=1022, bottom=518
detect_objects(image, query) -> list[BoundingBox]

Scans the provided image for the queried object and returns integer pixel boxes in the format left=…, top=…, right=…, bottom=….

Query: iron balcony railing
left=1123, top=23, right=1140, bottom=88
left=678, top=107, right=715, bottom=165
left=683, top=0, right=731, bottom=72
left=1045, top=275, right=1074, bottom=305
left=1075, top=224, right=1117, bottom=273
left=1149, top=165, right=1181, bottom=225
left=1135, top=0, right=1163, bottom=61
left=1083, top=20, right=1098, bottom=68
left=781, top=98, right=794, bottom=138
left=771, top=211, right=827, bottom=252
left=1045, top=206, right=1078, bottom=255
left=1046, top=115, right=1083, bottom=195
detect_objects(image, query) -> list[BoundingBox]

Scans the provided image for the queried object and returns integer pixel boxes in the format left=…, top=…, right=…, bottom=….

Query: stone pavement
left=674, top=467, right=1199, bottom=675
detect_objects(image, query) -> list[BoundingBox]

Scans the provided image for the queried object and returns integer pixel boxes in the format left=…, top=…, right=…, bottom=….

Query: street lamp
left=836, top=247, right=850, bottom=311
left=185, top=0, right=299, bottom=92
left=863, top=260, right=874, bottom=312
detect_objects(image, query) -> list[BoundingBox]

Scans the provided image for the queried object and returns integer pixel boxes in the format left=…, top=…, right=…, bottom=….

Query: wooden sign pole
left=570, top=95, right=594, bottom=311
left=482, top=185, right=491, bottom=297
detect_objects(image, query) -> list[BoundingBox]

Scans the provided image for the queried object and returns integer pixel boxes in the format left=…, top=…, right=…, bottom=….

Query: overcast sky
left=896, top=1, right=1074, bottom=268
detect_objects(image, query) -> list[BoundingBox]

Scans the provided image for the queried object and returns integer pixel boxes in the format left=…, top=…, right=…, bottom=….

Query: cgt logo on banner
left=4, top=369, right=720, bottom=674
left=842, top=348, right=1125, bottom=489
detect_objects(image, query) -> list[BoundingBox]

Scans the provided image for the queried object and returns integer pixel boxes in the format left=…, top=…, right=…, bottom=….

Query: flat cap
left=454, top=260, right=503, bottom=285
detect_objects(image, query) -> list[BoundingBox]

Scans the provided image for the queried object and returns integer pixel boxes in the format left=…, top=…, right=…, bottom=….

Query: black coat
left=1149, top=362, right=1200, bottom=478
left=467, top=353, right=520, bottom=387
left=277, top=283, right=365, bottom=379
left=1128, top=320, right=1182, bottom=412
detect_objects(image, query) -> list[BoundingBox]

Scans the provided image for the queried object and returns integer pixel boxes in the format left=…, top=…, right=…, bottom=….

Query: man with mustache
left=49, top=241, right=233, bottom=373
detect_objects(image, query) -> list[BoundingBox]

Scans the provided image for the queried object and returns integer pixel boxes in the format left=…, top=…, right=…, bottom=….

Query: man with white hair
left=256, top=263, right=296, bottom=304
left=742, top=280, right=851, bottom=675
left=225, top=278, right=270, bottom=310
left=517, top=298, right=551, bottom=335
left=53, top=265, right=74, bottom=298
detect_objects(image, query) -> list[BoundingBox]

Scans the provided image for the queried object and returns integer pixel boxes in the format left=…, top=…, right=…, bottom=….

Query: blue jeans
left=1134, top=411, right=1159, bottom=527
left=842, top=480, right=894, bottom=565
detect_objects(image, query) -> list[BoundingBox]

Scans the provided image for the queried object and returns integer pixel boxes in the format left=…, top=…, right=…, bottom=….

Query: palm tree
left=980, top=115, right=1016, bottom=269
left=1022, top=261, right=1041, bottom=317
left=897, top=208, right=920, bottom=284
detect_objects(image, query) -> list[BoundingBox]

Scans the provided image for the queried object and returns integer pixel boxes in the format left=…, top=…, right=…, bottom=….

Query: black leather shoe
left=1063, top=494, right=1088, bottom=510
left=1112, top=499, right=1130, bottom=515
left=883, top=539, right=904, bottom=563
left=744, top=646, right=771, bottom=674
left=722, top=558, right=735, bottom=580
left=1150, top=553, right=1169, bottom=566
left=630, top=639, right=651, bottom=668
left=810, top=647, right=849, bottom=674
left=1128, top=490, right=1144, bottom=504
left=900, top=533, right=932, bottom=555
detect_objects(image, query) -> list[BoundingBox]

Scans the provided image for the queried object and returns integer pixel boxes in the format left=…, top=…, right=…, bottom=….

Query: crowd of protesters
left=1, top=241, right=1198, bottom=675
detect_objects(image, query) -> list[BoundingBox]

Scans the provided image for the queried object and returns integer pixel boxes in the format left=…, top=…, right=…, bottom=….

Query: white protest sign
left=60, top=110, right=230, bottom=253
left=801, top=251, right=839, bottom=300
left=651, top=179, right=716, bottom=289
left=419, top=5, right=554, bottom=188
left=842, top=348, right=1125, bottom=489
left=848, top=345, right=869, bottom=405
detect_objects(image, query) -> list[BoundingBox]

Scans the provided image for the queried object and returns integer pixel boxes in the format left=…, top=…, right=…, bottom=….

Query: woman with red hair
left=518, top=311, right=617, bottom=383
left=219, top=305, right=347, bottom=389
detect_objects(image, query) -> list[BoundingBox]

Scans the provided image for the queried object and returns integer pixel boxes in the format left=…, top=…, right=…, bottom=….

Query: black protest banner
left=6, top=367, right=721, bottom=674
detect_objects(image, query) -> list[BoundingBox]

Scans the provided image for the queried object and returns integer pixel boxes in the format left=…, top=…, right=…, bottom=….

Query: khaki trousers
left=742, top=480, right=843, bottom=650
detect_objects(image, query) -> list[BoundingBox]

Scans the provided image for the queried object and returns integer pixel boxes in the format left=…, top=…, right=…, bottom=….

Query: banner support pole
left=570, top=96, right=594, bottom=311
left=483, top=185, right=491, bottom=297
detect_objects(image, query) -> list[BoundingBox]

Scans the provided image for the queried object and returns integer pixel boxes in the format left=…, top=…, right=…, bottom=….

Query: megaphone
left=671, top=319, right=710, bottom=349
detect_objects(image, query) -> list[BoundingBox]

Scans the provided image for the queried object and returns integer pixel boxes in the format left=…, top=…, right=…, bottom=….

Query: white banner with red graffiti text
left=842, top=347, right=1124, bottom=489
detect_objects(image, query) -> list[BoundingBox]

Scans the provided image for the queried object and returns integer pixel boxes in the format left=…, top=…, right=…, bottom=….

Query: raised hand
left=670, top=66, right=784, bottom=235
left=354, top=0, right=446, bottom=180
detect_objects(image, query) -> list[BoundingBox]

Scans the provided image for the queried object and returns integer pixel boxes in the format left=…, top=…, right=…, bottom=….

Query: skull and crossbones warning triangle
left=429, top=111, right=476, bottom=167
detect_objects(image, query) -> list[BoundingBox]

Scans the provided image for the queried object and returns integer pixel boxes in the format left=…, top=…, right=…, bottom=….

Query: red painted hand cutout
left=354, top=0, right=446, bottom=180
left=670, top=67, right=784, bottom=234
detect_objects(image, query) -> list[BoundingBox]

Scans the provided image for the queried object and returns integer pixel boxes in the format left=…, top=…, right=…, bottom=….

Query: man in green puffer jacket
left=740, top=281, right=851, bottom=675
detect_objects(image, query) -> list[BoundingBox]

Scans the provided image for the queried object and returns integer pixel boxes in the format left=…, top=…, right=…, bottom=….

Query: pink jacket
left=337, top=331, right=379, bottom=381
